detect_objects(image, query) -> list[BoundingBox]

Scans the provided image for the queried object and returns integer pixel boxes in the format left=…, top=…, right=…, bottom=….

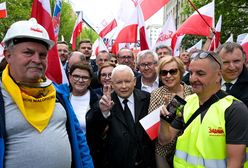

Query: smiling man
left=87, top=65, right=155, bottom=168
left=217, top=42, right=248, bottom=107
left=0, top=18, right=93, bottom=168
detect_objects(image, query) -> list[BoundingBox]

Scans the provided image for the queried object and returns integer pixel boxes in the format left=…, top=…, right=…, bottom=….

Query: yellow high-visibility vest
left=174, top=93, right=247, bottom=168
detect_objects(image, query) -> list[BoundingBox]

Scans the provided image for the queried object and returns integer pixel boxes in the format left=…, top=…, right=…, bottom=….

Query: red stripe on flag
left=0, top=9, right=7, bottom=18
left=140, top=26, right=149, bottom=50
left=31, top=0, right=62, bottom=84
left=71, top=21, right=82, bottom=50
left=145, top=121, right=160, bottom=140
left=141, top=0, right=169, bottom=21
left=115, top=24, right=138, bottom=43
left=99, top=19, right=117, bottom=37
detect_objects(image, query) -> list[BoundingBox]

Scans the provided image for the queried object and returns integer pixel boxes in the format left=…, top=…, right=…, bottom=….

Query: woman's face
left=160, top=61, right=181, bottom=89
left=100, top=66, right=114, bottom=86
left=69, top=68, right=91, bottom=96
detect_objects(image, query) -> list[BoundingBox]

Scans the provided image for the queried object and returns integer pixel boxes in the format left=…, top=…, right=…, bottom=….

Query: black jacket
left=86, top=89, right=155, bottom=168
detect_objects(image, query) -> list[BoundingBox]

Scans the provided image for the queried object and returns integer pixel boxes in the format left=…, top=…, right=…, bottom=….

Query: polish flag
left=92, top=38, right=109, bottom=56
left=52, top=0, right=62, bottom=41
left=140, top=0, right=170, bottom=21
left=31, top=0, right=63, bottom=84
left=0, top=2, right=7, bottom=18
left=241, top=34, right=248, bottom=60
left=209, top=15, right=222, bottom=51
left=70, top=12, right=83, bottom=50
left=173, top=34, right=185, bottom=56
left=187, top=39, right=203, bottom=52
left=137, top=3, right=149, bottom=50
left=154, top=14, right=176, bottom=49
left=171, top=1, right=214, bottom=53
left=99, top=19, right=117, bottom=38
left=225, top=34, right=233, bottom=43
left=140, top=106, right=163, bottom=140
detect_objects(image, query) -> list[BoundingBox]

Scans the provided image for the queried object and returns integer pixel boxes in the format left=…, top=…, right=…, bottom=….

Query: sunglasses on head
left=191, top=51, right=221, bottom=68
left=160, top=69, right=178, bottom=76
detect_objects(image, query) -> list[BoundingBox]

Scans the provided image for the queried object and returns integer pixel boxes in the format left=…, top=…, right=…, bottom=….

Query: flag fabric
left=241, top=34, right=248, bottom=60
left=70, top=12, right=83, bottom=50
left=209, top=15, right=222, bottom=51
left=173, top=34, right=185, bottom=56
left=52, top=0, right=62, bottom=41
left=99, top=19, right=117, bottom=38
left=139, top=106, right=163, bottom=140
left=237, top=33, right=248, bottom=44
left=154, top=14, right=176, bottom=49
left=137, top=3, right=149, bottom=50
left=171, top=1, right=214, bottom=55
left=0, top=2, right=7, bottom=18
left=225, top=34, right=233, bottom=43
left=92, top=38, right=109, bottom=57
left=0, top=43, right=4, bottom=56
left=140, top=0, right=169, bottom=21
left=31, top=0, right=63, bottom=84
left=187, top=39, right=203, bottom=52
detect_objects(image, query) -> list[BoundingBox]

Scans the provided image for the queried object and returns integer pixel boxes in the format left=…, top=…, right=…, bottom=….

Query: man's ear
left=3, top=49, right=11, bottom=62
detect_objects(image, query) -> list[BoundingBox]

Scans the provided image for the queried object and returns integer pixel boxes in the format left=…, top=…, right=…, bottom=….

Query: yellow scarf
left=2, top=65, right=56, bottom=132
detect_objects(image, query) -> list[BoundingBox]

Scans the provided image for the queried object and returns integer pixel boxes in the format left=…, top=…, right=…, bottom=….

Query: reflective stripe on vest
left=176, top=150, right=226, bottom=168
left=174, top=94, right=237, bottom=168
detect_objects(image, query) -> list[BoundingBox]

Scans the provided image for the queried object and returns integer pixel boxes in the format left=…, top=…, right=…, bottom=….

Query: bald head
left=68, top=51, right=87, bottom=68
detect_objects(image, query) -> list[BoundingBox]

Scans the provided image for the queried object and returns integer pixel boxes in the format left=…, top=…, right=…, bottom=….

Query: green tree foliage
left=181, top=0, right=248, bottom=49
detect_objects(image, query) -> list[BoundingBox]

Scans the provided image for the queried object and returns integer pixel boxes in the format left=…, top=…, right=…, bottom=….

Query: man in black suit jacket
left=217, top=42, right=248, bottom=107
left=86, top=65, right=155, bottom=168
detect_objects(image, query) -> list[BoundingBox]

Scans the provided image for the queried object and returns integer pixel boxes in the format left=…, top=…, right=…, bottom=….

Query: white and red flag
left=31, top=0, right=66, bottom=84
left=92, top=38, right=109, bottom=57
left=137, top=3, right=149, bottom=50
left=241, top=34, right=248, bottom=60
left=154, top=14, right=176, bottom=49
left=99, top=19, right=117, bottom=38
left=209, top=15, right=222, bottom=51
left=186, top=39, right=203, bottom=52
left=0, top=2, right=7, bottom=18
left=52, top=0, right=62, bottom=41
left=139, top=106, right=163, bottom=140
left=225, top=34, right=233, bottom=43
left=70, top=12, right=83, bottom=50
left=171, top=1, right=215, bottom=54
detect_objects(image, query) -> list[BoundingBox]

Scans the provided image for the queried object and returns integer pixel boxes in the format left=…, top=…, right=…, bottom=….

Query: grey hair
left=216, top=42, right=246, bottom=60
left=136, top=50, right=158, bottom=64
left=111, top=64, right=134, bottom=78
left=155, top=44, right=172, bottom=55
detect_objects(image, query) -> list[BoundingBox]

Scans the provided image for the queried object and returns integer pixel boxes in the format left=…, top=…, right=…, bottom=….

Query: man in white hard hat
left=0, top=18, right=93, bottom=168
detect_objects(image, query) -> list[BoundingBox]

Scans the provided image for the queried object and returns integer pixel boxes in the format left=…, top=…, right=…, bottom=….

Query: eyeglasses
left=110, top=60, right=117, bottom=64
left=160, top=69, right=178, bottom=76
left=101, top=73, right=112, bottom=78
left=118, top=55, right=133, bottom=60
left=71, top=74, right=91, bottom=82
left=191, top=51, right=221, bottom=68
left=139, top=62, right=157, bottom=68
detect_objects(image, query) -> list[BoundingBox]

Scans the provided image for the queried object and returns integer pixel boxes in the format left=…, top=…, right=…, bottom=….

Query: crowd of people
left=0, top=18, right=248, bottom=168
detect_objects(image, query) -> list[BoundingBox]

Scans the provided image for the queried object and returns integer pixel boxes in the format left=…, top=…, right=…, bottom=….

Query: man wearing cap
left=0, top=18, right=93, bottom=168
left=158, top=51, right=248, bottom=167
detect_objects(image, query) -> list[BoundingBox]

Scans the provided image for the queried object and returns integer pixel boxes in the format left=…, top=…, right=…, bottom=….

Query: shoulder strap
left=183, top=91, right=227, bottom=130
left=0, top=86, right=6, bottom=140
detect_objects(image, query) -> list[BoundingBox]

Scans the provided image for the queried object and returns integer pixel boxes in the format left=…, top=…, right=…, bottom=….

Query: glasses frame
left=71, top=74, right=91, bottom=82
left=191, top=51, right=221, bottom=68
left=139, top=61, right=157, bottom=68
left=160, top=69, right=178, bottom=76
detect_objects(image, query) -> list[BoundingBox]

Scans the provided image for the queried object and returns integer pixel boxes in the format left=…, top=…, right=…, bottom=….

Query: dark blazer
left=227, top=65, right=248, bottom=108
left=135, top=75, right=164, bottom=90
left=86, top=89, right=155, bottom=168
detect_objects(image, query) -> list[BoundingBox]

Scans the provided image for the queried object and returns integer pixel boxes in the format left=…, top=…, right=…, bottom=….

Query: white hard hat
left=2, top=18, right=54, bottom=49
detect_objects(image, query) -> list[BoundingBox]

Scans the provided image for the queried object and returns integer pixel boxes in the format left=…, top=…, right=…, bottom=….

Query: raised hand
left=99, top=85, right=114, bottom=113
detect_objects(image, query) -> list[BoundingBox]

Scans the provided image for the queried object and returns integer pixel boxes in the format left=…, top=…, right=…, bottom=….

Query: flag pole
left=186, top=0, right=212, bottom=29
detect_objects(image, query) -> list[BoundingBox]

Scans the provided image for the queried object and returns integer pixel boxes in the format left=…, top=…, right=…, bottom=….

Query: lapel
left=133, top=89, right=146, bottom=123
left=111, top=92, right=128, bottom=127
